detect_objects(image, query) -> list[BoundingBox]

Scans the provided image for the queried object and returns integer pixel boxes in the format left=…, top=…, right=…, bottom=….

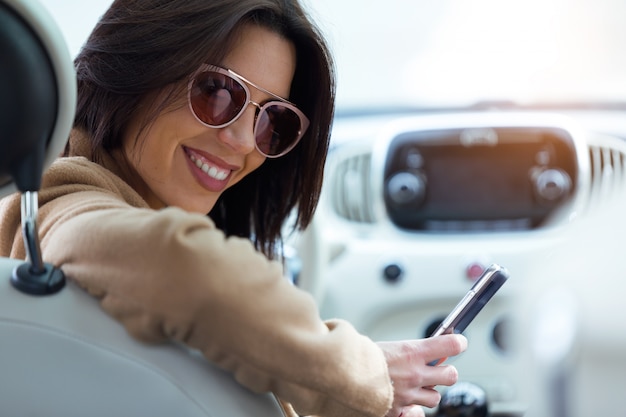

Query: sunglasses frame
left=187, top=64, right=310, bottom=158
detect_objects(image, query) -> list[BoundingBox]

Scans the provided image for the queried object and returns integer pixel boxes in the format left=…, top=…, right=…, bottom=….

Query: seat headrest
left=0, top=0, right=76, bottom=198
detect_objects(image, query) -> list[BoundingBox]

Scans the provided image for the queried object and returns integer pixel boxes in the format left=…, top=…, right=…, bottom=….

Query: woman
left=0, top=1, right=466, bottom=416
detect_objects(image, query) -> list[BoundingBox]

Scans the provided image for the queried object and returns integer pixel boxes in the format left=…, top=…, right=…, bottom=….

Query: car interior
left=2, top=0, right=626, bottom=416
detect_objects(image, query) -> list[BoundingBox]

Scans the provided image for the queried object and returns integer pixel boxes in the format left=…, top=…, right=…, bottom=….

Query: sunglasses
left=187, top=64, right=310, bottom=158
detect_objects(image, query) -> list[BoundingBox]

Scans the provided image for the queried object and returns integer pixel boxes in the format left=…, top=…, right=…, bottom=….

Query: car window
left=303, top=0, right=626, bottom=111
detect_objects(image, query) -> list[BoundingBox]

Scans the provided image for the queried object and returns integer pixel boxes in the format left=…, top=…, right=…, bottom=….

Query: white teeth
left=189, top=153, right=229, bottom=181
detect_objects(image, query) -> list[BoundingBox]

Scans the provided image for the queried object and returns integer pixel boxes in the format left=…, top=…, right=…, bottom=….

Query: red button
left=466, top=263, right=484, bottom=281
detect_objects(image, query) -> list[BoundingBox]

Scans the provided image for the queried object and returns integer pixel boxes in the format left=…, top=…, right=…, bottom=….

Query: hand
left=378, top=334, right=468, bottom=417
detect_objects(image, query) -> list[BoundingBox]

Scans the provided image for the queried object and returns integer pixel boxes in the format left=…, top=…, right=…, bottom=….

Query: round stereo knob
left=385, top=171, right=426, bottom=207
left=534, top=168, right=571, bottom=202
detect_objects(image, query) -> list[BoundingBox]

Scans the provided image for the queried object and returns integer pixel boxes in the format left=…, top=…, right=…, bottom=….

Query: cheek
left=122, top=125, right=184, bottom=198
left=128, top=105, right=192, bottom=171
left=127, top=133, right=171, bottom=177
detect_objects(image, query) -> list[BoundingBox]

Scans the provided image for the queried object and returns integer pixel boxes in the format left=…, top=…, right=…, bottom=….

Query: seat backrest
left=0, top=1, right=285, bottom=415
left=0, top=257, right=284, bottom=417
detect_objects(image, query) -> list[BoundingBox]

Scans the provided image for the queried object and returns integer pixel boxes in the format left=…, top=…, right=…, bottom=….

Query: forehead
left=219, top=24, right=296, bottom=100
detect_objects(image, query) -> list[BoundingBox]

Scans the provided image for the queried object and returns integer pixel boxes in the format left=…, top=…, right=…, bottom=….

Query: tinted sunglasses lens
left=255, top=104, right=304, bottom=156
left=189, top=71, right=247, bottom=126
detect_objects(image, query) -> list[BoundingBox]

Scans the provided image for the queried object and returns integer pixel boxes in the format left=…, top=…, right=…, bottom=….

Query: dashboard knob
left=385, top=171, right=426, bottom=207
left=436, top=382, right=488, bottom=417
left=533, top=168, right=571, bottom=202
left=382, top=263, right=403, bottom=283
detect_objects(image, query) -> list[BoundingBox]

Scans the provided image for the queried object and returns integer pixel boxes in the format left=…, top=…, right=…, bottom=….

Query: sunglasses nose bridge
left=214, top=98, right=259, bottom=156
left=242, top=99, right=263, bottom=131
left=235, top=99, right=261, bottom=131
left=246, top=99, right=262, bottom=114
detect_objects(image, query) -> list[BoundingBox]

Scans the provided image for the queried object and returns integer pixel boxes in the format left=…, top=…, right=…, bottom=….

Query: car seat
left=0, top=1, right=284, bottom=415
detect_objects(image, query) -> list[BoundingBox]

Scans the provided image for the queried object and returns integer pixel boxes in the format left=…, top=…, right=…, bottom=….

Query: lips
left=188, top=152, right=229, bottom=180
left=183, top=146, right=234, bottom=192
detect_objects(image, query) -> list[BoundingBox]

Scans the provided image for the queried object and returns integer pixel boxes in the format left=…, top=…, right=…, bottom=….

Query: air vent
left=587, top=135, right=626, bottom=206
left=331, top=152, right=375, bottom=223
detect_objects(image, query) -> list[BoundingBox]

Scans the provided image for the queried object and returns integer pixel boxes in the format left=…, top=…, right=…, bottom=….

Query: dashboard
left=291, top=110, right=626, bottom=416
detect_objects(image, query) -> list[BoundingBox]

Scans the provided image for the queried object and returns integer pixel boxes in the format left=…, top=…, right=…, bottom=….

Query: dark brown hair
left=72, top=0, right=335, bottom=259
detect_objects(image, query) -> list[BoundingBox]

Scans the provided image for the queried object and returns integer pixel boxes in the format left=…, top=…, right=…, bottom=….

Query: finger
left=417, top=364, right=459, bottom=388
left=423, top=334, right=468, bottom=363
left=393, top=388, right=441, bottom=412
left=408, top=386, right=442, bottom=409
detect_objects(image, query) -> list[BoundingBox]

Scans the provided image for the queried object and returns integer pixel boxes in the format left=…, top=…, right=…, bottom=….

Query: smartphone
left=430, top=263, right=509, bottom=338
left=428, top=264, right=508, bottom=366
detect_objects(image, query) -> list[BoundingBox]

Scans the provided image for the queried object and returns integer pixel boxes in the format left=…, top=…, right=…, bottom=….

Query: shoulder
left=44, top=156, right=125, bottom=191
left=41, top=156, right=148, bottom=209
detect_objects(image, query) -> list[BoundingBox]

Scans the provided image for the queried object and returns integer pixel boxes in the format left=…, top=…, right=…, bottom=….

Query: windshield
left=41, top=0, right=626, bottom=111
left=303, top=0, right=626, bottom=111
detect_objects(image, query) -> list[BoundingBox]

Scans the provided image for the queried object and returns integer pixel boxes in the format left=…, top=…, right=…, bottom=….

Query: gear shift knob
left=436, top=382, right=488, bottom=417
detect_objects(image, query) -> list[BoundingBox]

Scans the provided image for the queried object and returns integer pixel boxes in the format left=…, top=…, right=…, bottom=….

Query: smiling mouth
left=187, top=150, right=230, bottom=181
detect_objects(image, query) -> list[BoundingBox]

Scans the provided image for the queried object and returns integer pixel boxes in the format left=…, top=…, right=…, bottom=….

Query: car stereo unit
left=372, top=115, right=583, bottom=232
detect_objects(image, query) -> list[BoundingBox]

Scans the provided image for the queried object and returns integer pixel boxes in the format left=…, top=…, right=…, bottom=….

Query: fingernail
left=458, top=334, right=468, bottom=350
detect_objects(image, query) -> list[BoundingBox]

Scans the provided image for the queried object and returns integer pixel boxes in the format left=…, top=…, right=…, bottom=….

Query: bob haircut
left=71, top=0, right=335, bottom=259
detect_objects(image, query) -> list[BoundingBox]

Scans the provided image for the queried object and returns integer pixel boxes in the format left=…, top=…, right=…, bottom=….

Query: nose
left=216, top=102, right=260, bottom=155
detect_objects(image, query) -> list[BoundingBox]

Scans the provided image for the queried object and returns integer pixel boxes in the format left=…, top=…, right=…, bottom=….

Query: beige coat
left=0, top=131, right=393, bottom=417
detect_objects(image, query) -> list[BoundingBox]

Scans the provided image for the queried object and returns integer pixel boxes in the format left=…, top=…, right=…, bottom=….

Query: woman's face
left=122, top=24, right=296, bottom=213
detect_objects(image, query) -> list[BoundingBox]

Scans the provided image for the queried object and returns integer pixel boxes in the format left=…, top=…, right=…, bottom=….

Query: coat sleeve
left=2, top=160, right=393, bottom=417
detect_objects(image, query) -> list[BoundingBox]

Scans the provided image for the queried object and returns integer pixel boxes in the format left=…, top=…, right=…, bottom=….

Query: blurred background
left=41, top=0, right=626, bottom=109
